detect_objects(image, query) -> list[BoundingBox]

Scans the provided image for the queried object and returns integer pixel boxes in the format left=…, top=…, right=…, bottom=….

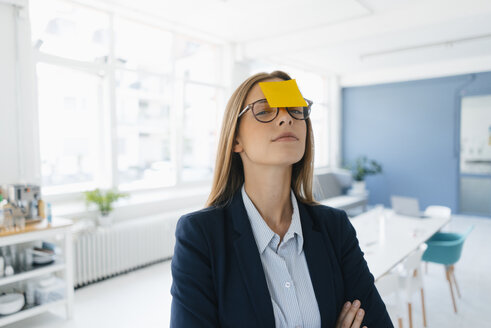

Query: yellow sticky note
left=259, top=79, right=308, bottom=107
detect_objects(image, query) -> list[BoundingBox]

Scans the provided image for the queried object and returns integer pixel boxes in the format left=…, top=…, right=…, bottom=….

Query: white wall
left=0, top=0, right=40, bottom=186
left=0, top=3, right=19, bottom=184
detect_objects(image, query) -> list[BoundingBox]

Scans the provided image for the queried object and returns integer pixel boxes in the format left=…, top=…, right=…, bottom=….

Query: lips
left=273, top=132, right=298, bottom=142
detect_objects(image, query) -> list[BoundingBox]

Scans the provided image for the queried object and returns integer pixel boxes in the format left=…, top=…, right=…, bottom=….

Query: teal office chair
left=422, top=225, right=474, bottom=313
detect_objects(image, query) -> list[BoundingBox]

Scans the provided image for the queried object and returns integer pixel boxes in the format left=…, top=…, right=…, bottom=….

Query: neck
left=243, top=164, right=293, bottom=239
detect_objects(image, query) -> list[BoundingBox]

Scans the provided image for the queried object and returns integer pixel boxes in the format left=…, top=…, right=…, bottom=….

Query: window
left=30, top=0, right=224, bottom=195
left=30, top=0, right=109, bottom=63
left=113, top=17, right=173, bottom=73
left=115, top=71, right=175, bottom=190
left=297, top=72, right=329, bottom=168
left=181, top=82, right=224, bottom=182
left=174, top=34, right=222, bottom=84
left=37, top=63, right=104, bottom=190
left=173, top=33, right=225, bottom=181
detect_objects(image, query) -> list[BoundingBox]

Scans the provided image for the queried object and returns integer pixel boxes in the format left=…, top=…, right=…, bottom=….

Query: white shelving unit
left=0, top=218, right=74, bottom=326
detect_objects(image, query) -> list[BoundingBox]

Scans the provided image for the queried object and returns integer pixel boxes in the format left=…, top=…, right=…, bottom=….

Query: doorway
left=459, top=94, right=491, bottom=216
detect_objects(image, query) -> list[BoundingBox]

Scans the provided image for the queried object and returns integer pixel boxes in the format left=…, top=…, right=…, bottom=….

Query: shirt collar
left=241, top=184, right=304, bottom=255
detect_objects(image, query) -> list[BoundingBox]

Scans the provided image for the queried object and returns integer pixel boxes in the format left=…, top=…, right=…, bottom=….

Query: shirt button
left=285, top=282, right=291, bottom=288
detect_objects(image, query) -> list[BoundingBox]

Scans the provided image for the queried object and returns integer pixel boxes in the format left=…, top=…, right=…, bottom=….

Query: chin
left=271, top=153, right=305, bottom=166
left=250, top=147, right=305, bottom=166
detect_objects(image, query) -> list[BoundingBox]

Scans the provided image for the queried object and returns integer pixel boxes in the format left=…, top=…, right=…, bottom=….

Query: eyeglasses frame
left=238, top=98, right=313, bottom=123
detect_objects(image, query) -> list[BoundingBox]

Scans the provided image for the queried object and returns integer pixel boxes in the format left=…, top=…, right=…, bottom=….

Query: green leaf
left=349, top=156, right=383, bottom=181
left=83, top=188, right=129, bottom=215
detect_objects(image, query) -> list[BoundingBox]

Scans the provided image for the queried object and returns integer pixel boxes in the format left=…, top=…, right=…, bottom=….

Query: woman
left=170, top=71, right=393, bottom=328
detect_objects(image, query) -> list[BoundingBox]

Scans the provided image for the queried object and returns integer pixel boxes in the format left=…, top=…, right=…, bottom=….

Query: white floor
left=6, top=215, right=491, bottom=328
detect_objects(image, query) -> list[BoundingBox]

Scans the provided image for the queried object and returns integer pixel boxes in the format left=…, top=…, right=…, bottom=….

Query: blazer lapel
left=228, top=190, right=275, bottom=327
left=298, top=202, right=338, bottom=328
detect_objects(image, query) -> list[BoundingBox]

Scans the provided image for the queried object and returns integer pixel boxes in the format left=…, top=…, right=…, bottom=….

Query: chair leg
left=420, top=288, right=427, bottom=327
left=450, top=265, right=461, bottom=298
left=407, top=302, right=413, bottom=328
left=398, top=317, right=404, bottom=328
left=445, top=266, right=458, bottom=313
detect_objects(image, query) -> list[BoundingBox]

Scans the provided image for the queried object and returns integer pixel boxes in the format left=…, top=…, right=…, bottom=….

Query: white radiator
left=73, top=210, right=186, bottom=287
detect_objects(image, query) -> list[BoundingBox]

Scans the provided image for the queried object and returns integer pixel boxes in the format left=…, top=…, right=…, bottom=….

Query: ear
left=233, top=138, right=243, bottom=153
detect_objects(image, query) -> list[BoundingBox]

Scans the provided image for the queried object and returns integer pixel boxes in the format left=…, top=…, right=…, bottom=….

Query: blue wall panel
left=342, top=71, right=491, bottom=212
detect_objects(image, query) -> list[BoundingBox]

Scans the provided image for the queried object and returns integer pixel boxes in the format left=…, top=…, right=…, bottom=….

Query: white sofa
left=313, top=169, right=368, bottom=215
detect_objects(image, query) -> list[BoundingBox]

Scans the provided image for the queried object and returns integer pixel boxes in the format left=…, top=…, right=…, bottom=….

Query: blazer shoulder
left=177, top=205, right=227, bottom=232
left=180, top=205, right=220, bottom=220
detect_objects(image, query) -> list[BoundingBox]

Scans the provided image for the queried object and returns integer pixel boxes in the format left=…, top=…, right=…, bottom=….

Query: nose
left=277, top=107, right=292, bottom=126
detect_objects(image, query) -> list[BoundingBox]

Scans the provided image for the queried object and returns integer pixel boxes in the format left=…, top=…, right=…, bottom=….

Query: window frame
left=32, top=2, right=226, bottom=202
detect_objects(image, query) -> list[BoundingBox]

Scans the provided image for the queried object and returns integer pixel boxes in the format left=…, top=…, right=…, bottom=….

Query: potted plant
left=346, top=156, right=383, bottom=193
left=83, top=188, right=129, bottom=226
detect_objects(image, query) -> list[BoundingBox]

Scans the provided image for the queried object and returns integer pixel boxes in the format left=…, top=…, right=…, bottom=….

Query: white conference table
left=321, top=204, right=452, bottom=281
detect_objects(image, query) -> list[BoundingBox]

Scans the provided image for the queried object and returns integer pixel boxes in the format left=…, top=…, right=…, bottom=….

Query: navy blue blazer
left=170, top=190, right=393, bottom=327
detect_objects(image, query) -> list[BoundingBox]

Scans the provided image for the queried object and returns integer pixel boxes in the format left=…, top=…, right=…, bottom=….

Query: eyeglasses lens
left=252, top=101, right=277, bottom=122
left=252, top=100, right=310, bottom=122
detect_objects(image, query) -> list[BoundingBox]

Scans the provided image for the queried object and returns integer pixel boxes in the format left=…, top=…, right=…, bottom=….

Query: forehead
left=244, top=77, right=284, bottom=105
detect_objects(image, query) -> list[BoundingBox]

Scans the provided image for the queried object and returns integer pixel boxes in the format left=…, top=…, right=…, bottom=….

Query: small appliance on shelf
left=3, top=184, right=43, bottom=221
left=0, top=184, right=47, bottom=232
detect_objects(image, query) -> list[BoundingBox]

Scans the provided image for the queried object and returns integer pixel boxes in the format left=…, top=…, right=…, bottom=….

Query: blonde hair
left=206, top=71, right=319, bottom=207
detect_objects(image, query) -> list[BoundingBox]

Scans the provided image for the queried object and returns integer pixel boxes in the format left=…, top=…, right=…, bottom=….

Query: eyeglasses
left=238, top=98, right=313, bottom=123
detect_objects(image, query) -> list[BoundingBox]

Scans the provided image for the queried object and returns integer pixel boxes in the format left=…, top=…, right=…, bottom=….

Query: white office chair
left=395, top=246, right=427, bottom=328
left=375, top=273, right=404, bottom=328
left=424, top=206, right=451, bottom=219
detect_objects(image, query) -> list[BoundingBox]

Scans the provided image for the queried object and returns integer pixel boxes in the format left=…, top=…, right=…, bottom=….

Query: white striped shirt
left=241, top=185, right=321, bottom=328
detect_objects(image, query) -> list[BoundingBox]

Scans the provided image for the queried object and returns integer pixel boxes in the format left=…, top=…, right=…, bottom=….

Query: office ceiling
left=100, top=0, right=491, bottom=85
